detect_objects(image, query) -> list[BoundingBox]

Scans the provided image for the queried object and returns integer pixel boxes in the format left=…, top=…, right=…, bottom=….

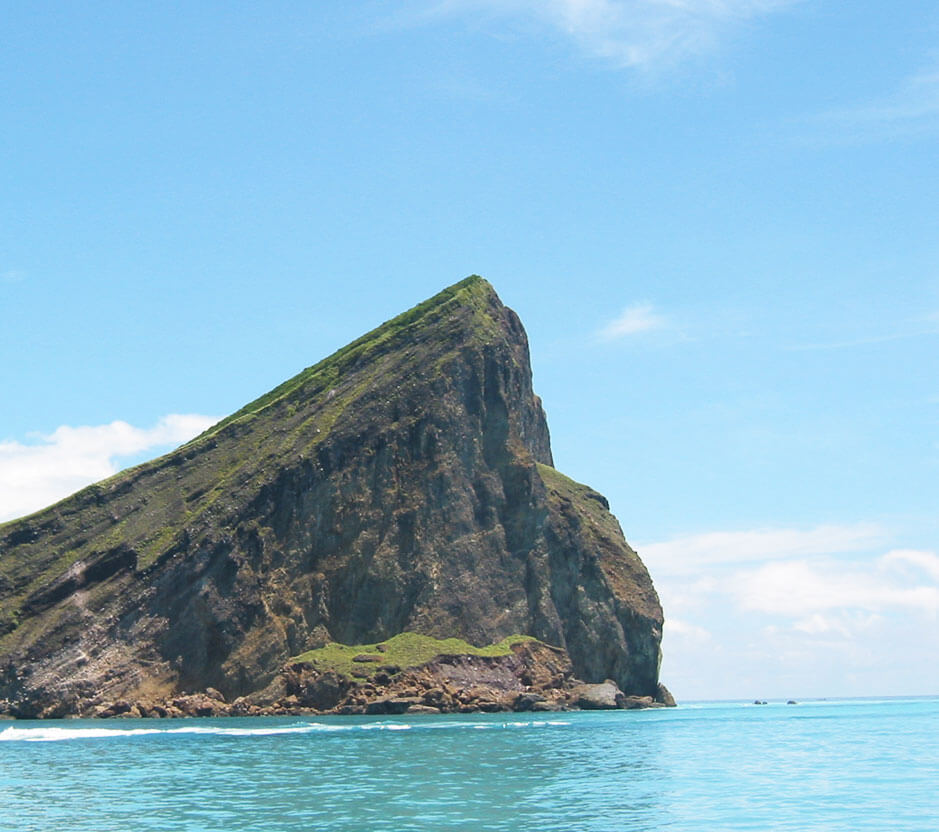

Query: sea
left=1, top=697, right=936, bottom=831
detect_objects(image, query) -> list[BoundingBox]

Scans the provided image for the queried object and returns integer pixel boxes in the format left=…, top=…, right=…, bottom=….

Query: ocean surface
left=1, top=697, right=936, bottom=831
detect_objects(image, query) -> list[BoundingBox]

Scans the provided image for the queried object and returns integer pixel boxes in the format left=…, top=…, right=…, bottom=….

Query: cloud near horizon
left=642, top=523, right=939, bottom=697
left=428, top=0, right=798, bottom=70
left=0, top=414, right=217, bottom=523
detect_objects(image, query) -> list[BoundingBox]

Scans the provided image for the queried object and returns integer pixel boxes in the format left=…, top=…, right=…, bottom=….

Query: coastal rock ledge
left=0, top=277, right=674, bottom=718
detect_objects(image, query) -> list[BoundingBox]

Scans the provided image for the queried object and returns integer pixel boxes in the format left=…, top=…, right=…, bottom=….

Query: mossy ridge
left=536, top=463, right=623, bottom=538
left=190, top=275, right=494, bottom=443
left=1, top=275, right=499, bottom=585
left=291, top=632, right=538, bottom=679
left=536, top=463, right=660, bottom=618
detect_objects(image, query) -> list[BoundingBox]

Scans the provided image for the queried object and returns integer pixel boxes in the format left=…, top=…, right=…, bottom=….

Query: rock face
left=0, top=276, right=669, bottom=718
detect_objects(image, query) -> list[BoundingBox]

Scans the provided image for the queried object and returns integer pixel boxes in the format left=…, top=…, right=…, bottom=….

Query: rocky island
left=0, top=277, right=673, bottom=718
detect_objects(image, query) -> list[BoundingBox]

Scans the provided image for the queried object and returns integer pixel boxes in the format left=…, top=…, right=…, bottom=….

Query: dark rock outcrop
left=571, top=681, right=624, bottom=710
left=0, top=276, right=671, bottom=717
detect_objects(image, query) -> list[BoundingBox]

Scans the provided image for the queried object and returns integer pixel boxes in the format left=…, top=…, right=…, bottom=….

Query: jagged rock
left=0, top=277, right=669, bottom=717
left=620, top=695, right=665, bottom=710
left=406, top=704, right=441, bottom=714
left=169, top=693, right=230, bottom=717
left=514, top=692, right=545, bottom=711
left=95, top=700, right=136, bottom=719
left=477, top=700, right=509, bottom=713
left=571, top=681, right=624, bottom=710
left=281, top=667, right=352, bottom=710
left=365, top=697, right=423, bottom=715
left=656, top=683, right=676, bottom=707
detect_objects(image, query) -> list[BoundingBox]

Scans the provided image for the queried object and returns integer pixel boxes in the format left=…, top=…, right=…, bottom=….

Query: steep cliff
left=0, top=277, right=668, bottom=717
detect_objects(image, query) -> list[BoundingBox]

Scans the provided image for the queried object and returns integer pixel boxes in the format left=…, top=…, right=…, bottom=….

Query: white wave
left=0, top=722, right=326, bottom=743
left=0, top=716, right=574, bottom=742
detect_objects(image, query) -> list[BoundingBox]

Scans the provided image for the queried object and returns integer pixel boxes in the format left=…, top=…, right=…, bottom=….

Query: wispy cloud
left=785, top=329, right=939, bottom=351
left=784, top=311, right=939, bottom=351
left=597, top=302, right=667, bottom=340
left=0, top=414, right=217, bottom=523
left=881, top=548, right=939, bottom=582
left=425, top=0, right=798, bottom=70
left=664, top=617, right=712, bottom=643
left=801, top=58, right=939, bottom=142
left=639, top=522, right=885, bottom=575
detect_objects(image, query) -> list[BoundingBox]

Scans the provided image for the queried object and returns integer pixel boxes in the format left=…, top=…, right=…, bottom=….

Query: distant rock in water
left=0, top=276, right=672, bottom=718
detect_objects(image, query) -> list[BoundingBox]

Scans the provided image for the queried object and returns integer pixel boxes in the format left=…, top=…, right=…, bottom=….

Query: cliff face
left=0, top=277, right=666, bottom=717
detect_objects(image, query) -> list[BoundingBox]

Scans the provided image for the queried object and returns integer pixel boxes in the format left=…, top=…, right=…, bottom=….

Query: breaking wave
left=0, top=718, right=571, bottom=742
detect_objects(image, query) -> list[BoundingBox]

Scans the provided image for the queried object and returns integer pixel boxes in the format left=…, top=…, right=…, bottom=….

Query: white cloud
left=880, top=548, right=939, bottom=582
left=429, top=0, right=798, bottom=70
left=649, top=523, right=939, bottom=698
left=598, top=302, right=666, bottom=339
left=664, top=617, right=712, bottom=642
left=0, top=414, right=217, bottom=523
left=727, top=557, right=939, bottom=618
left=792, top=611, right=882, bottom=638
left=639, top=522, right=885, bottom=575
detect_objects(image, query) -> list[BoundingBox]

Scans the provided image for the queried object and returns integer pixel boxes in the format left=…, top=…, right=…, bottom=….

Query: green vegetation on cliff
left=537, top=463, right=622, bottom=539
left=194, top=275, right=496, bottom=442
left=291, top=632, right=537, bottom=679
left=0, top=275, right=507, bottom=627
left=0, top=275, right=665, bottom=717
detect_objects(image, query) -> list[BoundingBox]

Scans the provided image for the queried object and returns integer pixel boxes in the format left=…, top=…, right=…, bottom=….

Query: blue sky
left=2, top=1, right=936, bottom=699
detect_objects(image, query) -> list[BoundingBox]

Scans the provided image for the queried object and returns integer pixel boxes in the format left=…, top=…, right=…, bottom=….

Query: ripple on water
left=1, top=700, right=936, bottom=832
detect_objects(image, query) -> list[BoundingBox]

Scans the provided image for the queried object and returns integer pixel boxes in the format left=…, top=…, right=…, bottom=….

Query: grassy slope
left=536, top=462, right=661, bottom=620
left=188, top=274, right=494, bottom=442
left=536, top=463, right=624, bottom=540
left=291, top=632, right=536, bottom=679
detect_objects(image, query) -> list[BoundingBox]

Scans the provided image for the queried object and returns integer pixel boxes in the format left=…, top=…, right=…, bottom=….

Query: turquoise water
left=1, top=698, right=936, bottom=831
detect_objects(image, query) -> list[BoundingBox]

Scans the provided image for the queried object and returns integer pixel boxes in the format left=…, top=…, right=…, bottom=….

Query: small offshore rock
left=656, top=683, right=677, bottom=707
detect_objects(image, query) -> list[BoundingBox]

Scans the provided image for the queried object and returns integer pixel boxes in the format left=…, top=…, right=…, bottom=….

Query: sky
left=1, top=1, right=936, bottom=700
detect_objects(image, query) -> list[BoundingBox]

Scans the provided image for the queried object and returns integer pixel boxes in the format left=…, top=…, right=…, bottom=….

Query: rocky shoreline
left=1, top=642, right=675, bottom=719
